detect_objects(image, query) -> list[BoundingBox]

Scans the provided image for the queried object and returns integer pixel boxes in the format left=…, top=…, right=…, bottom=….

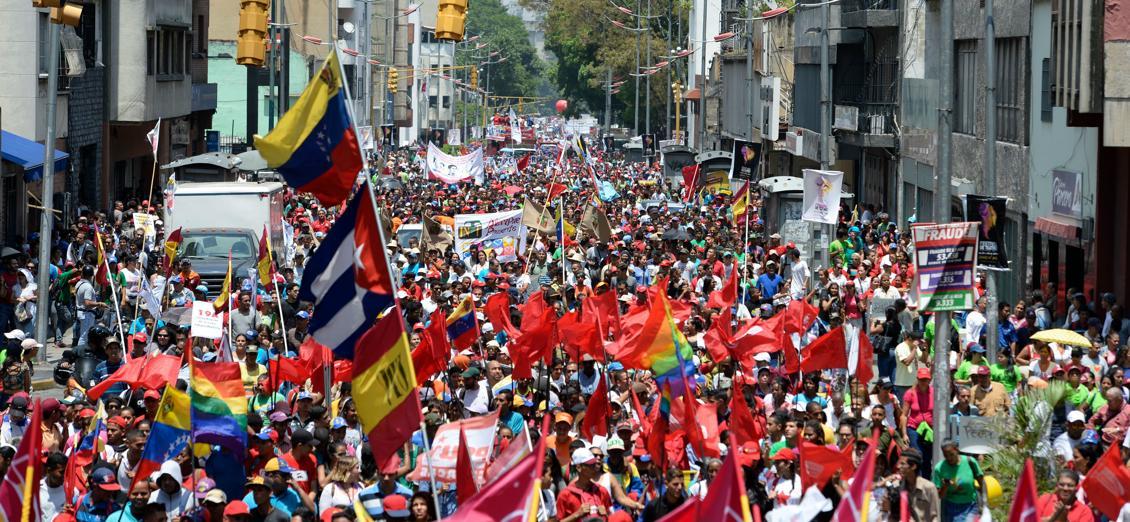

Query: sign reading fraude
left=408, top=411, right=500, bottom=484
left=911, top=222, right=980, bottom=312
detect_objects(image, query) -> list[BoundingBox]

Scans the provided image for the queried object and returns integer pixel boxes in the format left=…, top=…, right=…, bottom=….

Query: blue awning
left=1, top=130, right=69, bottom=183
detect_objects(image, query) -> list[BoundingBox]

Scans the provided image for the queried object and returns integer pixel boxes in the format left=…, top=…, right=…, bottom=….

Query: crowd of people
left=1, top=139, right=1129, bottom=522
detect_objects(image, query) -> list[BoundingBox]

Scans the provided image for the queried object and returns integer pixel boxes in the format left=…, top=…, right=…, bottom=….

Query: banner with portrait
left=963, top=195, right=1009, bottom=269
left=729, top=139, right=762, bottom=180
left=801, top=169, right=843, bottom=225
left=427, top=142, right=484, bottom=184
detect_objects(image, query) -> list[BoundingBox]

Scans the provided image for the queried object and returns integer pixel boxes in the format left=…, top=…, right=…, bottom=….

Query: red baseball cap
left=916, top=368, right=932, bottom=380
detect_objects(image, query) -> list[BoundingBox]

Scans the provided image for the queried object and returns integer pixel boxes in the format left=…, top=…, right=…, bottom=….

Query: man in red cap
left=222, top=500, right=252, bottom=522
left=40, top=397, right=64, bottom=453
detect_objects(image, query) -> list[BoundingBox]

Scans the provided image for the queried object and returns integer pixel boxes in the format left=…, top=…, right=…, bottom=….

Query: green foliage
left=542, top=0, right=685, bottom=127
left=982, top=380, right=1070, bottom=519
left=461, top=0, right=550, bottom=100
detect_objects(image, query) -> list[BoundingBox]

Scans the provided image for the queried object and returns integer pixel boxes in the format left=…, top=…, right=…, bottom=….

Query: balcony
left=840, top=0, right=899, bottom=28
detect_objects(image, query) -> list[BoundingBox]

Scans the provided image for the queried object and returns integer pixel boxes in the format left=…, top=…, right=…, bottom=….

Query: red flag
left=782, top=299, right=819, bottom=336
left=854, top=326, right=875, bottom=385
left=557, top=310, right=603, bottom=362
left=445, top=420, right=547, bottom=521
left=162, top=227, right=183, bottom=276
left=1080, top=442, right=1130, bottom=519
left=482, top=292, right=518, bottom=338
left=681, top=164, right=700, bottom=203
left=585, top=290, right=622, bottom=341
left=1008, top=459, right=1039, bottom=522
left=516, top=154, right=531, bottom=172
left=547, top=182, right=568, bottom=200
left=831, top=437, right=877, bottom=521
left=580, top=376, right=610, bottom=440
left=0, top=398, right=43, bottom=522
left=706, top=264, right=739, bottom=310
left=729, top=382, right=766, bottom=465
left=800, top=327, right=848, bottom=373
left=661, top=435, right=754, bottom=521
left=456, top=426, right=478, bottom=506
left=703, top=307, right=734, bottom=363
left=678, top=375, right=707, bottom=458
left=266, top=358, right=310, bottom=389
left=86, top=354, right=182, bottom=400
left=629, top=384, right=652, bottom=434
left=799, top=441, right=853, bottom=489
left=509, top=291, right=558, bottom=378
left=412, top=309, right=451, bottom=386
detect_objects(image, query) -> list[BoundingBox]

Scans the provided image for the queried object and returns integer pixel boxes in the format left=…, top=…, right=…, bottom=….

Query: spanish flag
left=732, top=180, right=751, bottom=225
left=352, top=310, right=422, bottom=469
left=254, top=51, right=361, bottom=206
left=162, top=227, right=183, bottom=276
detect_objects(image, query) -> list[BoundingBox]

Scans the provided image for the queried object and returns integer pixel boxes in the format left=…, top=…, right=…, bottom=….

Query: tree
left=460, top=0, right=549, bottom=101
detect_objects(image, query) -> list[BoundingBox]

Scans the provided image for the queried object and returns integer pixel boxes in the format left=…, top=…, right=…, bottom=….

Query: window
left=38, top=13, right=49, bottom=75
left=1041, top=57, right=1052, bottom=122
left=147, top=27, right=187, bottom=79
left=994, top=37, right=1025, bottom=143
left=954, top=39, right=977, bottom=135
left=195, top=15, right=206, bottom=53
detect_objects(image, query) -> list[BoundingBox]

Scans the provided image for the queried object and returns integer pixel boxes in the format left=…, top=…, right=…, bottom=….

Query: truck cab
left=178, top=228, right=259, bottom=298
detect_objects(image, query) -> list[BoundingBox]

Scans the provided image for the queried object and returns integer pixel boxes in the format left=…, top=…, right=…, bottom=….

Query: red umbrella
left=503, top=185, right=524, bottom=195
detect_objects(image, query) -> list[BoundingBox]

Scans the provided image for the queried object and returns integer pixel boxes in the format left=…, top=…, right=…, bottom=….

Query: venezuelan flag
left=446, top=295, right=479, bottom=351
left=133, top=387, right=191, bottom=490
left=253, top=52, right=361, bottom=206
left=190, top=361, right=248, bottom=456
left=64, top=403, right=106, bottom=500
left=352, top=311, right=422, bottom=470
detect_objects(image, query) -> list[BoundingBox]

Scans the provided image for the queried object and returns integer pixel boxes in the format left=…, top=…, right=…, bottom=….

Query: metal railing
left=841, top=0, right=898, bottom=12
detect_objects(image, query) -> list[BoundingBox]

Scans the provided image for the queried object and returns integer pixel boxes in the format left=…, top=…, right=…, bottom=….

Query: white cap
left=3, top=330, right=26, bottom=340
left=753, top=352, right=771, bottom=363
left=1066, top=410, right=1086, bottom=423
left=571, top=447, right=599, bottom=466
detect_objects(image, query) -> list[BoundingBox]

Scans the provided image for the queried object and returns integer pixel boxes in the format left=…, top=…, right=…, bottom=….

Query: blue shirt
left=571, top=369, right=601, bottom=396
left=757, top=273, right=783, bottom=297
left=75, top=492, right=120, bottom=522
left=357, top=481, right=415, bottom=519
left=93, top=360, right=126, bottom=397
left=242, top=487, right=301, bottom=517
left=999, top=321, right=1018, bottom=349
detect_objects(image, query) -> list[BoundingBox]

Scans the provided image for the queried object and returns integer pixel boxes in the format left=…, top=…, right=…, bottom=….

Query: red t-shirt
left=556, top=481, right=612, bottom=521
left=282, top=451, right=318, bottom=493
left=903, top=386, right=935, bottom=429
left=1035, top=493, right=1095, bottom=522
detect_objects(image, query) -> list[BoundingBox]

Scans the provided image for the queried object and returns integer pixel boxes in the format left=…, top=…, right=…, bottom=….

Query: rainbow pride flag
left=190, top=361, right=248, bottom=456
left=617, top=289, right=695, bottom=391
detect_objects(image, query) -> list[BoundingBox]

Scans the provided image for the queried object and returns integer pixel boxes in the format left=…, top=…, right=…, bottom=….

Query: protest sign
left=455, top=209, right=528, bottom=263
left=911, top=222, right=980, bottom=311
left=133, top=213, right=158, bottom=238
left=407, top=412, right=499, bottom=484
left=964, top=195, right=1009, bottom=269
left=190, top=301, right=224, bottom=339
left=427, top=142, right=484, bottom=183
left=730, top=140, right=762, bottom=180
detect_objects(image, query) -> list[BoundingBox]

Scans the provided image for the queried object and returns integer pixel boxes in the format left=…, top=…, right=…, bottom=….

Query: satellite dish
left=342, top=21, right=355, bottom=34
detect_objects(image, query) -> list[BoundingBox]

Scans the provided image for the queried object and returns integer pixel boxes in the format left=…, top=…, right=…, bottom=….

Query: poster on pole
left=911, top=222, right=980, bottom=311
left=454, top=209, right=528, bottom=264
left=406, top=412, right=499, bottom=484
left=427, top=142, right=483, bottom=184
left=963, top=195, right=1009, bottom=270
left=729, top=139, right=762, bottom=180
left=801, top=169, right=843, bottom=225
left=357, top=126, right=374, bottom=151
left=190, top=301, right=224, bottom=339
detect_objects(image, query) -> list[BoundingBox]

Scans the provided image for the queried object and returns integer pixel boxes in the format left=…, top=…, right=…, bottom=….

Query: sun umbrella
left=162, top=306, right=193, bottom=326
left=503, top=185, right=524, bottom=196
left=1029, top=328, right=1092, bottom=347
left=0, top=247, right=20, bottom=258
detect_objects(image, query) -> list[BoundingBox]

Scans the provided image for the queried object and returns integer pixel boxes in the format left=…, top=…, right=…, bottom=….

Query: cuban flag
left=299, top=184, right=395, bottom=359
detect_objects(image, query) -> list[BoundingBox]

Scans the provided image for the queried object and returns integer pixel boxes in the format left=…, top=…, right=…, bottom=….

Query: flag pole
left=740, top=181, right=752, bottom=308
left=101, top=245, right=128, bottom=349
left=418, top=420, right=444, bottom=519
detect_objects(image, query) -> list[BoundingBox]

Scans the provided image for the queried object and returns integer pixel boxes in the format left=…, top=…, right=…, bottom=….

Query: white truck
left=165, top=181, right=287, bottom=297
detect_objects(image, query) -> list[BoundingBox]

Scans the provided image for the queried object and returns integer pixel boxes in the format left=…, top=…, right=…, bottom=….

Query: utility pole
left=984, top=0, right=999, bottom=361
left=819, top=1, right=830, bottom=170
left=746, top=15, right=754, bottom=144
left=267, top=0, right=276, bottom=129
left=605, top=68, right=613, bottom=132
left=634, top=0, right=641, bottom=136
left=34, top=22, right=61, bottom=363
left=666, top=0, right=672, bottom=138
left=932, top=0, right=956, bottom=468
left=645, top=0, right=652, bottom=135
left=697, top=0, right=707, bottom=151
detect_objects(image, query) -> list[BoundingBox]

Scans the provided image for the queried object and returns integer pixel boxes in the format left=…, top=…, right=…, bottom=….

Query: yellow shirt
left=240, top=362, right=267, bottom=394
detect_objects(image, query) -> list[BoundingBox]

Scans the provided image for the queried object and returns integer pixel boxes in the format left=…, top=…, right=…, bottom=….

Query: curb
left=31, top=378, right=57, bottom=392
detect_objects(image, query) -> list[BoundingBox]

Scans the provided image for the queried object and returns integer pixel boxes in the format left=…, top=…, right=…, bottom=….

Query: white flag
left=146, top=118, right=161, bottom=159
left=139, top=277, right=162, bottom=319
left=801, top=169, right=843, bottom=225
left=509, top=109, right=522, bottom=144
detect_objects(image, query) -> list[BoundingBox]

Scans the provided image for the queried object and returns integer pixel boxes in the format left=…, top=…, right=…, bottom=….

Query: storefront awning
left=684, top=88, right=701, bottom=101
left=1035, top=216, right=1081, bottom=241
left=1, top=130, right=69, bottom=183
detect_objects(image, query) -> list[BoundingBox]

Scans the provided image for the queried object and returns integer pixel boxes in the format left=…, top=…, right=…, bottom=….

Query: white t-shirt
left=39, top=479, right=65, bottom=522
left=893, top=341, right=919, bottom=387
left=964, top=311, right=986, bottom=346
left=790, top=260, right=810, bottom=298
left=1053, top=431, right=1083, bottom=462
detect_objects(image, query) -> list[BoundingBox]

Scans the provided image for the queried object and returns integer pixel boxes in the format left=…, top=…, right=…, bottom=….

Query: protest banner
left=427, top=142, right=484, bottom=184
left=964, top=195, right=1009, bottom=269
left=190, top=301, right=224, bottom=339
left=407, top=412, right=499, bottom=484
left=911, top=222, right=980, bottom=311
left=455, top=209, right=528, bottom=264
left=801, top=169, right=843, bottom=225
left=730, top=139, right=762, bottom=181
left=132, top=213, right=158, bottom=238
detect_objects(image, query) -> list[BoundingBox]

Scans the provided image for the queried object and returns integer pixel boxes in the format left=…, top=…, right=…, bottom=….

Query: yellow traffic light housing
left=469, top=68, right=478, bottom=90
left=435, top=0, right=468, bottom=42
left=387, top=67, right=399, bottom=93
left=49, top=3, right=82, bottom=26
left=236, top=0, right=268, bottom=66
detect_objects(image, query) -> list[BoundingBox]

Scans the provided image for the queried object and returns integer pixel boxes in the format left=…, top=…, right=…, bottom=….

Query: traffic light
left=236, top=0, right=268, bottom=67
left=435, top=0, right=468, bottom=41
left=387, top=67, right=399, bottom=93
left=469, top=68, right=478, bottom=90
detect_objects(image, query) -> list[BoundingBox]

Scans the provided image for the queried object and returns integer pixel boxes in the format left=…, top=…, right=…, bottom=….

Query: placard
left=190, top=301, right=224, bottom=339
left=427, top=142, right=484, bottom=184
left=406, top=412, right=499, bottom=484
left=949, top=415, right=1001, bottom=455
left=801, top=169, right=843, bottom=225
left=729, top=139, right=762, bottom=181
left=454, top=209, right=528, bottom=264
left=964, top=195, right=1009, bottom=269
left=132, top=213, right=158, bottom=238
left=911, top=222, right=980, bottom=311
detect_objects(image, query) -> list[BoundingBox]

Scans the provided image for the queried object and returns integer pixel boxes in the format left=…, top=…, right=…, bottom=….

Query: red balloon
left=555, top=99, right=568, bottom=113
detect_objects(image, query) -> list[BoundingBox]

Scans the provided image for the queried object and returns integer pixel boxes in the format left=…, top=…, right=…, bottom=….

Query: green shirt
left=953, top=360, right=984, bottom=382
left=933, top=455, right=983, bottom=505
left=768, top=438, right=794, bottom=458
left=988, top=364, right=1022, bottom=393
